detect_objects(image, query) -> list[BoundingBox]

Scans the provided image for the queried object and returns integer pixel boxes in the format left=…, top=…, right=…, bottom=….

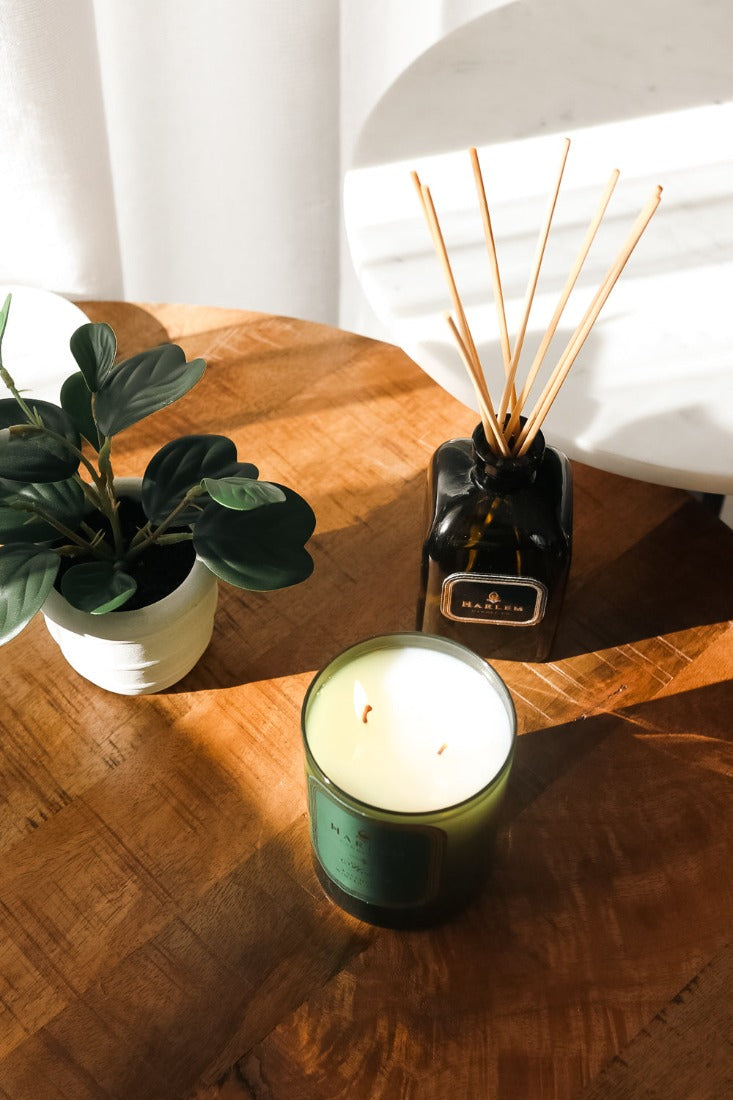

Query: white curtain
left=0, top=0, right=492, bottom=325
left=0, top=0, right=122, bottom=298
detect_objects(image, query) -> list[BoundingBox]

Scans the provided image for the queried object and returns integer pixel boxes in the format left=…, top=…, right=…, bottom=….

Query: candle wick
left=437, top=743, right=448, bottom=755
left=362, top=704, right=373, bottom=724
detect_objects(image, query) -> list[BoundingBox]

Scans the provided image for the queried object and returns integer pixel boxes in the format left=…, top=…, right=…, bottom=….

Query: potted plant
left=0, top=294, right=315, bottom=693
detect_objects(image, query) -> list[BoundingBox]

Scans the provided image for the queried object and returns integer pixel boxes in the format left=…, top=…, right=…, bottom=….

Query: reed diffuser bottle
left=417, top=420, right=572, bottom=661
left=411, top=138, right=662, bottom=660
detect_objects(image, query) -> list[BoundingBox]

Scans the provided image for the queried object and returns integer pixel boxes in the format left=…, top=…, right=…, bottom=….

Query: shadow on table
left=32, top=694, right=374, bottom=1100
left=221, top=681, right=733, bottom=1100
left=503, top=677, right=733, bottom=828
left=175, top=453, right=732, bottom=691
left=78, top=300, right=172, bottom=352
left=552, top=495, right=733, bottom=659
left=175, top=472, right=429, bottom=691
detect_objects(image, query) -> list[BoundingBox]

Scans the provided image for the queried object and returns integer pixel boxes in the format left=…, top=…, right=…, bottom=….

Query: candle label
left=308, top=777, right=445, bottom=907
left=441, top=573, right=547, bottom=626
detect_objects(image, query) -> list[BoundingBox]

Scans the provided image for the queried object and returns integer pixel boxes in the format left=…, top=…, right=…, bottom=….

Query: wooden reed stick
left=410, top=169, right=429, bottom=219
left=515, top=185, right=663, bottom=455
left=469, top=147, right=512, bottom=379
left=496, top=138, right=571, bottom=424
left=412, top=170, right=507, bottom=452
left=415, top=178, right=483, bottom=372
left=504, top=167, right=620, bottom=442
left=445, top=313, right=509, bottom=455
left=412, top=172, right=473, bottom=354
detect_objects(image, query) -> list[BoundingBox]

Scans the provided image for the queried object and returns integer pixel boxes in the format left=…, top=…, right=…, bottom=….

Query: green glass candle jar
left=301, top=633, right=516, bottom=928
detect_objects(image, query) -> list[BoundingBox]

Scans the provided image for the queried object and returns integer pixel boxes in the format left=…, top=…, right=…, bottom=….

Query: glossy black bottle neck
left=471, top=421, right=546, bottom=489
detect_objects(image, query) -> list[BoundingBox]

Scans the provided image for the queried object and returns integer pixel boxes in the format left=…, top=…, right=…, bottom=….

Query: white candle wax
left=305, top=640, right=513, bottom=813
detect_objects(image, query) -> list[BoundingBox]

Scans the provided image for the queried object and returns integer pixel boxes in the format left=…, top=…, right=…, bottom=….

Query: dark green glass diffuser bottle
left=417, top=420, right=572, bottom=661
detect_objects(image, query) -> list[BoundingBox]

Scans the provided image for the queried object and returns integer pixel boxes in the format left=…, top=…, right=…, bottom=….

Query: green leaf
left=94, top=345, right=205, bottom=436
left=0, top=543, right=59, bottom=644
left=60, top=371, right=101, bottom=450
left=0, top=474, right=86, bottom=543
left=69, top=322, right=117, bottom=391
left=0, top=399, right=81, bottom=482
left=0, top=507, right=59, bottom=543
left=202, top=476, right=285, bottom=511
left=193, top=485, right=315, bottom=591
left=0, top=293, right=11, bottom=349
left=142, top=434, right=258, bottom=525
left=0, top=475, right=84, bottom=542
left=0, top=475, right=85, bottom=524
left=60, top=561, right=137, bottom=614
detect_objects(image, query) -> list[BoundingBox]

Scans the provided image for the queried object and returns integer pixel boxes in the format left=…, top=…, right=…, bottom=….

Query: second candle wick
left=361, top=704, right=373, bottom=724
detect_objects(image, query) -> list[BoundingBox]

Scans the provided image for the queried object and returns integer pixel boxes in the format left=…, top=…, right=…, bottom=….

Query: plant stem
left=5, top=502, right=112, bottom=558
left=94, top=438, right=125, bottom=559
left=155, top=531, right=194, bottom=546
left=76, top=476, right=104, bottom=513
left=3, top=411, right=123, bottom=561
left=127, top=486, right=206, bottom=560
left=0, top=358, right=105, bottom=492
left=0, top=364, right=38, bottom=424
left=0, top=338, right=42, bottom=427
left=10, top=422, right=104, bottom=488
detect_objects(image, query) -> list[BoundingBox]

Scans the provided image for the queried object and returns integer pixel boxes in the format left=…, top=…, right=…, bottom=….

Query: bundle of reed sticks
left=412, top=139, right=662, bottom=457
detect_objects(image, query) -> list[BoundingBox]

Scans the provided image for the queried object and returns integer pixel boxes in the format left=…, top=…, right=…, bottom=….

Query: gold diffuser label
left=441, top=574, right=547, bottom=627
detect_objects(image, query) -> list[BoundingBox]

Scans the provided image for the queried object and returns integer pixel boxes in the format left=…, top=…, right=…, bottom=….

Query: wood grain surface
left=0, top=302, right=730, bottom=1099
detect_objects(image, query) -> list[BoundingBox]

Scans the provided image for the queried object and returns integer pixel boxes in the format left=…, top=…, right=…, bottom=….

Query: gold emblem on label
left=440, top=573, right=548, bottom=626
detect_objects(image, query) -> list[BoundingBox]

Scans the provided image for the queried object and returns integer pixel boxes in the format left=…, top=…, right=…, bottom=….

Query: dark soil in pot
left=54, top=495, right=197, bottom=612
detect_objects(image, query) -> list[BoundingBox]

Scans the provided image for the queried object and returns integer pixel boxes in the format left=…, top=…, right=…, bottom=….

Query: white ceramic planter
left=42, top=479, right=219, bottom=695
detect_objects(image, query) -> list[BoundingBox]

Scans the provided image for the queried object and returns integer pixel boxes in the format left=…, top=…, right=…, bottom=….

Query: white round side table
left=344, top=0, right=733, bottom=495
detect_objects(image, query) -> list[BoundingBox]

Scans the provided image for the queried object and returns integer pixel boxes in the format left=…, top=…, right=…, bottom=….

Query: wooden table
left=1, top=303, right=731, bottom=1100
